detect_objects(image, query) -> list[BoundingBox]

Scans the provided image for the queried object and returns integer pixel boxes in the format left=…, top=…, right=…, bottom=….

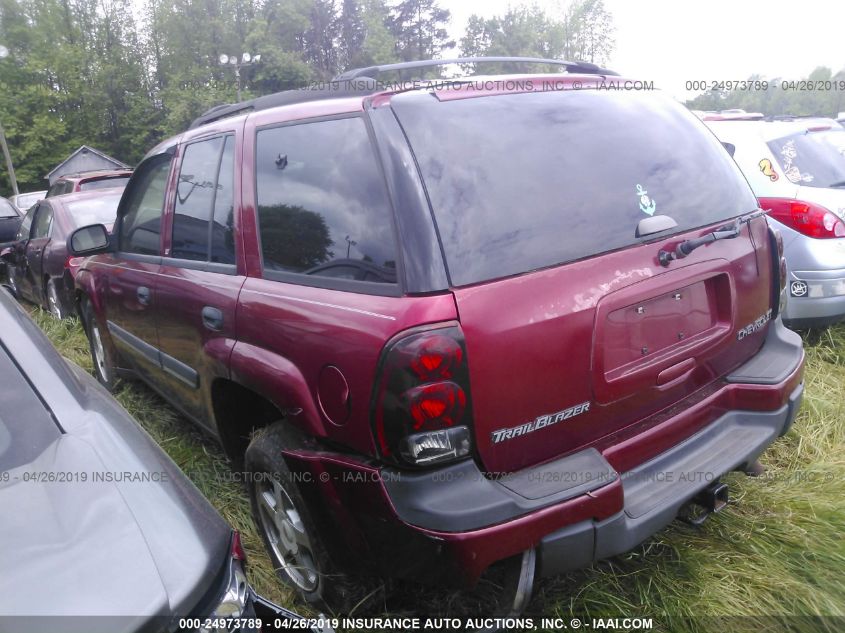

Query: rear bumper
left=783, top=268, right=845, bottom=327
left=284, top=320, right=804, bottom=586
left=544, top=382, right=801, bottom=576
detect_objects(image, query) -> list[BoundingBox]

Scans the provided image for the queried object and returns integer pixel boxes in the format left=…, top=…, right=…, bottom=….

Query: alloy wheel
left=90, top=321, right=110, bottom=383
left=255, top=476, right=319, bottom=592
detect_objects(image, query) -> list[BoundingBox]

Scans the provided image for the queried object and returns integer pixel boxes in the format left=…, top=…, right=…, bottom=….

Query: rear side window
left=767, top=129, right=845, bottom=188
left=392, top=90, right=758, bottom=286
left=255, top=117, right=398, bottom=286
left=119, top=157, right=172, bottom=255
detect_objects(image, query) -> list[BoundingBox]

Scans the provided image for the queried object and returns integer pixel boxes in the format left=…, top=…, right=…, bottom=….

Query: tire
left=46, top=278, right=66, bottom=319
left=245, top=422, right=371, bottom=613
left=82, top=298, right=119, bottom=391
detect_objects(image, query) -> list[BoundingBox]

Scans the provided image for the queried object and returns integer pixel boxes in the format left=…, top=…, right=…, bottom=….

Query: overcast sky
left=445, top=0, right=845, bottom=100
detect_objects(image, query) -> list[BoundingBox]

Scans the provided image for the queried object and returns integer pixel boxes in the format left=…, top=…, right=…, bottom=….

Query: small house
left=45, top=146, right=130, bottom=185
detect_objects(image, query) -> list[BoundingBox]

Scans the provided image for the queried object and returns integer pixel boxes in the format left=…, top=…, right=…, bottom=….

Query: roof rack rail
left=189, top=56, right=617, bottom=130
left=188, top=77, right=381, bottom=129
left=333, top=56, right=618, bottom=81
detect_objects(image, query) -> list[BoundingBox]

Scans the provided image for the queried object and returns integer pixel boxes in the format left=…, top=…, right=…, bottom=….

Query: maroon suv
left=68, top=58, right=805, bottom=611
left=45, top=169, right=133, bottom=198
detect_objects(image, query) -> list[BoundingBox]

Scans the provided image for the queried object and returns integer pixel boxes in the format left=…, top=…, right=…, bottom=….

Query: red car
left=67, top=58, right=805, bottom=612
left=45, top=169, right=133, bottom=198
left=3, top=188, right=123, bottom=318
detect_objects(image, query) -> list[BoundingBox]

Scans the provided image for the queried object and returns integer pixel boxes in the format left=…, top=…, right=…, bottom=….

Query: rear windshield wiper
left=829, top=180, right=845, bottom=188
left=658, top=209, right=767, bottom=266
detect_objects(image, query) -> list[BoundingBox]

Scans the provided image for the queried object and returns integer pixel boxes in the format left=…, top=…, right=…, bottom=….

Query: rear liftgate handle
left=202, top=306, right=224, bottom=331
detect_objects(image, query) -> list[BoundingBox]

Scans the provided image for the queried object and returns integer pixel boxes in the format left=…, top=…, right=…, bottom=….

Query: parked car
left=0, top=197, right=22, bottom=282
left=2, top=188, right=123, bottom=319
left=706, top=117, right=845, bottom=327
left=68, top=57, right=805, bottom=612
left=695, top=108, right=764, bottom=121
left=0, top=288, right=311, bottom=632
left=46, top=168, right=133, bottom=198
left=9, top=189, right=46, bottom=213
left=0, top=196, right=22, bottom=243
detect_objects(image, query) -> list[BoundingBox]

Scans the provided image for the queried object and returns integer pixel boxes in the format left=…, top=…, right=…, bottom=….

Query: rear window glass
left=79, top=176, right=130, bottom=192
left=14, top=192, right=44, bottom=211
left=65, top=193, right=122, bottom=228
left=0, top=199, right=17, bottom=218
left=767, top=129, right=845, bottom=188
left=392, top=89, right=757, bottom=286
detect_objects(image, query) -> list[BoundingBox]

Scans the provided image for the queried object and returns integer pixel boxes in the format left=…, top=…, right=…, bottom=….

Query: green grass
left=28, top=307, right=845, bottom=632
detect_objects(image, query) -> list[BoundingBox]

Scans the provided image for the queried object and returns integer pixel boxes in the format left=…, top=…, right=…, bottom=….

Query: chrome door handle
left=201, top=306, right=223, bottom=331
left=136, top=286, right=151, bottom=306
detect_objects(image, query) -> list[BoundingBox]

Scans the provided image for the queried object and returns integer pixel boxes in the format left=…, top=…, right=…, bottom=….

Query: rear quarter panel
left=232, top=283, right=458, bottom=454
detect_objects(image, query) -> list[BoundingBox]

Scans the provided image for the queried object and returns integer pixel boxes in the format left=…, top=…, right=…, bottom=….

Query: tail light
left=372, top=324, right=473, bottom=468
left=65, top=255, right=84, bottom=278
left=759, top=197, right=845, bottom=239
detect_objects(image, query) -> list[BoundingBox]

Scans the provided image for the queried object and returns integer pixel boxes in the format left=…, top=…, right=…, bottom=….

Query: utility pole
left=0, top=120, right=19, bottom=197
left=0, top=44, right=18, bottom=196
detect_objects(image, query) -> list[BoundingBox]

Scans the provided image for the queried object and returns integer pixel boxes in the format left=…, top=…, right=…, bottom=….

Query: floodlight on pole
left=218, top=52, right=261, bottom=102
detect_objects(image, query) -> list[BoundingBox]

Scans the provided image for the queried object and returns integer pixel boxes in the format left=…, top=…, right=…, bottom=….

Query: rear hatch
left=392, top=86, right=775, bottom=473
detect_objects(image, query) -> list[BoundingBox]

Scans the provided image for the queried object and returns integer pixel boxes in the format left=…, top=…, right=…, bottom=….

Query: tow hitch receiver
left=679, top=481, right=729, bottom=526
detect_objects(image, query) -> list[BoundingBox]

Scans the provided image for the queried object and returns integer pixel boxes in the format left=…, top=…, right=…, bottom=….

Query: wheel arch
left=210, top=378, right=300, bottom=463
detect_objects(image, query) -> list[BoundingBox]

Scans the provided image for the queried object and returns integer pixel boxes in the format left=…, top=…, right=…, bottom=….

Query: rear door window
left=392, top=89, right=758, bottom=286
left=767, top=129, right=845, bottom=187
left=255, top=117, right=398, bottom=288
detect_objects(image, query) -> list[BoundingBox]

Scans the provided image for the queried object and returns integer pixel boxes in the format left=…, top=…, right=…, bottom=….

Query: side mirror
left=68, top=224, right=111, bottom=256
left=0, top=246, right=12, bottom=262
left=722, top=142, right=736, bottom=157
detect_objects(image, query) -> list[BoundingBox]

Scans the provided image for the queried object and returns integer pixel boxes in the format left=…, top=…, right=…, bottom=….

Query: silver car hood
left=0, top=292, right=231, bottom=632
left=0, top=434, right=172, bottom=627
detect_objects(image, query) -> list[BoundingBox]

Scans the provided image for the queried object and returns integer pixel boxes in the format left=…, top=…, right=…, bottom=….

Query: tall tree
left=563, top=0, right=615, bottom=64
left=459, top=1, right=616, bottom=71
left=302, top=0, right=340, bottom=79
left=387, top=0, right=453, bottom=64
